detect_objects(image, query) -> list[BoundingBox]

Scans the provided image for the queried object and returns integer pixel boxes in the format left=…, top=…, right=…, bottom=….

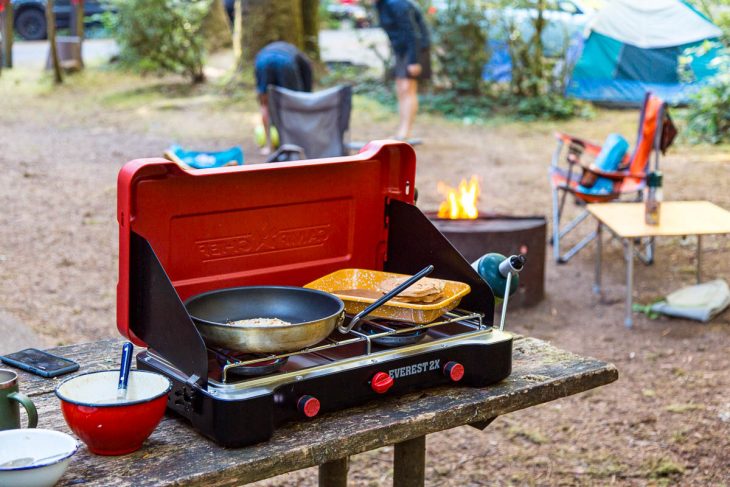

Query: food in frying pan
left=226, top=318, right=294, bottom=327
left=377, top=276, right=445, bottom=303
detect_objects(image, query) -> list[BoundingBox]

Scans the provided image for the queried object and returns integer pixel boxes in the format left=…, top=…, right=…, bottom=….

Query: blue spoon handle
left=117, top=342, right=134, bottom=396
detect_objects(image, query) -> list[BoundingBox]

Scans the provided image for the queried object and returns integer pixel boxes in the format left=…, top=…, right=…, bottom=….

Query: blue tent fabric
left=566, top=0, right=722, bottom=106
left=574, top=32, right=621, bottom=79
left=483, top=40, right=512, bottom=83
left=567, top=38, right=719, bottom=105
left=617, top=45, right=679, bottom=83
left=484, top=32, right=585, bottom=85
left=566, top=78, right=703, bottom=106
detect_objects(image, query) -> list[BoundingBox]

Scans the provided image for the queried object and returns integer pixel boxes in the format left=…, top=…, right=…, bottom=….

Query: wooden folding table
left=588, top=201, right=730, bottom=327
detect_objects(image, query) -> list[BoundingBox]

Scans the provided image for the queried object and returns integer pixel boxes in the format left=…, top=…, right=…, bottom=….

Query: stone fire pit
left=427, top=213, right=546, bottom=307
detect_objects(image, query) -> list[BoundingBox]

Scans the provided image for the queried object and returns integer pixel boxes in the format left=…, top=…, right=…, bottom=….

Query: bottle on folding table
left=645, top=171, right=663, bottom=226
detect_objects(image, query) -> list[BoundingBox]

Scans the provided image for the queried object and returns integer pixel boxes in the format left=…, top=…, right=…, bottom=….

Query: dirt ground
left=1, top=65, right=728, bottom=486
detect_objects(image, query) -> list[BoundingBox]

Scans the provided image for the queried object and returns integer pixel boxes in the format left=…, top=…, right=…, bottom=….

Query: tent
left=566, top=0, right=723, bottom=106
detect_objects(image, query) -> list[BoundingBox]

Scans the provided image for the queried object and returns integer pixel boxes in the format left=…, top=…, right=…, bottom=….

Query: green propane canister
left=471, top=253, right=526, bottom=300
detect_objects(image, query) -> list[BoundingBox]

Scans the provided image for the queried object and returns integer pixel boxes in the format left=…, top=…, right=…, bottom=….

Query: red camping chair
left=549, top=93, right=676, bottom=263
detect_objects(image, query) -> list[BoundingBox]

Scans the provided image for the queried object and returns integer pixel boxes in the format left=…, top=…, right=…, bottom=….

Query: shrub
left=685, top=76, right=730, bottom=144
left=348, top=0, right=589, bottom=122
left=509, top=92, right=588, bottom=121
left=430, top=0, right=489, bottom=94
left=103, top=0, right=210, bottom=83
left=681, top=40, right=730, bottom=144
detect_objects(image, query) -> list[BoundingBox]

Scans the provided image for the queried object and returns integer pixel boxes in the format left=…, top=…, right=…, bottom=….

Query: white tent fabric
left=590, top=0, right=723, bottom=48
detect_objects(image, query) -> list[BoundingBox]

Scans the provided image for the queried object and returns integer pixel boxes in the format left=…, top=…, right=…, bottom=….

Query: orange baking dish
left=305, top=269, right=471, bottom=324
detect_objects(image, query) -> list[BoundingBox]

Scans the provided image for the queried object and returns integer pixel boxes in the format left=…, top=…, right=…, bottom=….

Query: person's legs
left=258, top=93, right=272, bottom=156
left=395, top=77, right=418, bottom=139
left=255, top=55, right=274, bottom=156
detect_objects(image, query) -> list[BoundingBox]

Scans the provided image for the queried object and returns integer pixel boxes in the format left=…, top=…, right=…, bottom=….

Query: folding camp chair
left=549, top=93, right=677, bottom=263
left=266, top=84, right=352, bottom=162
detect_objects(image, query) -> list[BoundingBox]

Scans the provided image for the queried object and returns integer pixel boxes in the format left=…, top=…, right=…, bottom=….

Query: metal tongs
left=338, top=265, right=434, bottom=334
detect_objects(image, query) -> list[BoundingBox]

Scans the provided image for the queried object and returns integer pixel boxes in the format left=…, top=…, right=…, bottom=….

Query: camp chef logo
left=195, top=224, right=332, bottom=261
left=388, top=359, right=440, bottom=379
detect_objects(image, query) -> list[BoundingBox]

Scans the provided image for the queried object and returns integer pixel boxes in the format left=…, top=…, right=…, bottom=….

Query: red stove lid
left=117, top=141, right=417, bottom=344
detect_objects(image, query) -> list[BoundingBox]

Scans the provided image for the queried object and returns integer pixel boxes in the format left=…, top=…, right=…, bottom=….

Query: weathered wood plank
left=393, top=436, right=425, bottom=487
left=11, top=339, right=128, bottom=397
left=318, top=457, right=349, bottom=487
left=11, top=336, right=617, bottom=487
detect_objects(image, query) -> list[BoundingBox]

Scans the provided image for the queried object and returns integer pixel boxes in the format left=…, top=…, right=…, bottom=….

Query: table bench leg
left=319, top=457, right=349, bottom=487
left=394, top=435, right=425, bottom=487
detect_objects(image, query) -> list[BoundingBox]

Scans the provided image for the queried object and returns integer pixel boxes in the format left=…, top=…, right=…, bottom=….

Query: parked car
left=326, top=0, right=372, bottom=28
left=429, top=0, right=594, bottom=56
left=11, top=0, right=108, bottom=41
left=488, top=0, right=594, bottom=56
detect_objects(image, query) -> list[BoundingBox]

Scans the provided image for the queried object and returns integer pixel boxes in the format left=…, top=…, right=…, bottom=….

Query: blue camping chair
left=165, top=145, right=244, bottom=169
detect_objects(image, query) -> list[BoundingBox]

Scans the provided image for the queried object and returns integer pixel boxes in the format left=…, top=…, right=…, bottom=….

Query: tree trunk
left=74, top=0, right=84, bottom=40
left=202, top=0, right=232, bottom=53
left=1, top=1, right=13, bottom=69
left=232, top=0, right=243, bottom=70
left=73, top=0, right=84, bottom=69
left=242, top=0, right=303, bottom=62
left=300, top=0, right=319, bottom=61
left=46, top=0, right=63, bottom=83
left=529, top=0, right=545, bottom=97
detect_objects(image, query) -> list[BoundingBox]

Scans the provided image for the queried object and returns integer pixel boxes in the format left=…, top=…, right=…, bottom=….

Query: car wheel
left=15, top=8, right=48, bottom=41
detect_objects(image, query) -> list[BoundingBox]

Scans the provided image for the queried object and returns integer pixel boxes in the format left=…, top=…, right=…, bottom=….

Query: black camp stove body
left=137, top=334, right=512, bottom=447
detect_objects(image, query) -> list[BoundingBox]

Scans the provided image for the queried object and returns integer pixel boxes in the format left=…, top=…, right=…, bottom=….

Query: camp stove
left=117, top=141, right=513, bottom=447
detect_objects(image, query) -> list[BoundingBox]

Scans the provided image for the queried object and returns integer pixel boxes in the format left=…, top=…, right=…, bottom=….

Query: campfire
left=437, top=176, right=481, bottom=220
left=430, top=175, right=546, bottom=307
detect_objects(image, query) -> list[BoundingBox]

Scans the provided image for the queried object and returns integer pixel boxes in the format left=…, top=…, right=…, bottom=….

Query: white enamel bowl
left=0, top=428, right=78, bottom=487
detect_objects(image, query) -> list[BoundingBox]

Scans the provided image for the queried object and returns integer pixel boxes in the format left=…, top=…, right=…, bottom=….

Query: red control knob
left=443, top=361, right=465, bottom=382
left=297, top=395, right=320, bottom=418
left=370, top=372, right=394, bottom=394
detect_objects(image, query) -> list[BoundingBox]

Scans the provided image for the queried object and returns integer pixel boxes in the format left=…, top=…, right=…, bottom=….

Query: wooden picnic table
left=16, top=337, right=617, bottom=486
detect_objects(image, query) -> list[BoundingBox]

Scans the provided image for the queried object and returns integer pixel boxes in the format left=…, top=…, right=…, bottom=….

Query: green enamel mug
left=0, top=368, right=38, bottom=430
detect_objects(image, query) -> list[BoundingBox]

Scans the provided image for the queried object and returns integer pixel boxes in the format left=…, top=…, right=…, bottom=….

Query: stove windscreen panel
left=384, top=200, right=495, bottom=323
left=129, top=232, right=209, bottom=383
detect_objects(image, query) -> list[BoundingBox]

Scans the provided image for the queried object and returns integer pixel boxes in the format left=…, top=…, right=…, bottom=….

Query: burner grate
left=213, top=351, right=289, bottom=377
left=359, top=321, right=427, bottom=348
left=218, top=309, right=486, bottom=382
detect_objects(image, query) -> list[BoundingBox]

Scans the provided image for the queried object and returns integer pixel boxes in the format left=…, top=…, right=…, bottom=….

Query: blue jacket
left=376, top=0, right=431, bottom=65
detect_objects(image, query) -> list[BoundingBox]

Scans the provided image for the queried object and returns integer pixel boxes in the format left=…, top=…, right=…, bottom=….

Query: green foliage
left=335, top=0, right=588, bottom=122
left=509, top=92, right=588, bottom=121
left=680, top=41, right=730, bottom=144
left=494, top=0, right=572, bottom=98
left=347, top=77, right=589, bottom=122
left=102, top=0, right=210, bottom=83
left=685, top=77, right=730, bottom=144
left=431, top=0, right=489, bottom=94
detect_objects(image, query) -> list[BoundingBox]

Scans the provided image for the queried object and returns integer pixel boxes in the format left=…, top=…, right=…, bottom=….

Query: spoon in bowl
left=116, top=342, right=134, bottom=401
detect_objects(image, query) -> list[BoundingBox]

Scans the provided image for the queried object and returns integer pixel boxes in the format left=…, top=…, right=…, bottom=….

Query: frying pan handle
left=338, top=265, right=434, bottom=334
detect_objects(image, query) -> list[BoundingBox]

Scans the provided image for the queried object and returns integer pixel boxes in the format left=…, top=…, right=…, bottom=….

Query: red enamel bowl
left=55, top=370, right=171, bottom=456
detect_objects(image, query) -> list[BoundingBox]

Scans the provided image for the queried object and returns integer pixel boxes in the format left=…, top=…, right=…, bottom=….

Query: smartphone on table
left=0, top=348, right=80, bottom=378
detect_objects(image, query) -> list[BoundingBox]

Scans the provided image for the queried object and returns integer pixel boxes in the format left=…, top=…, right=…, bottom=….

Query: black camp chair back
left=267, top=84, right=352, bottom=160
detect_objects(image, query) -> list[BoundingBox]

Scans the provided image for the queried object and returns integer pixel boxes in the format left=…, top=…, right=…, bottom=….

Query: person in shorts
left=374, top=0, right=431, bottom=139
left=254, top=42, right=313, bottom=155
